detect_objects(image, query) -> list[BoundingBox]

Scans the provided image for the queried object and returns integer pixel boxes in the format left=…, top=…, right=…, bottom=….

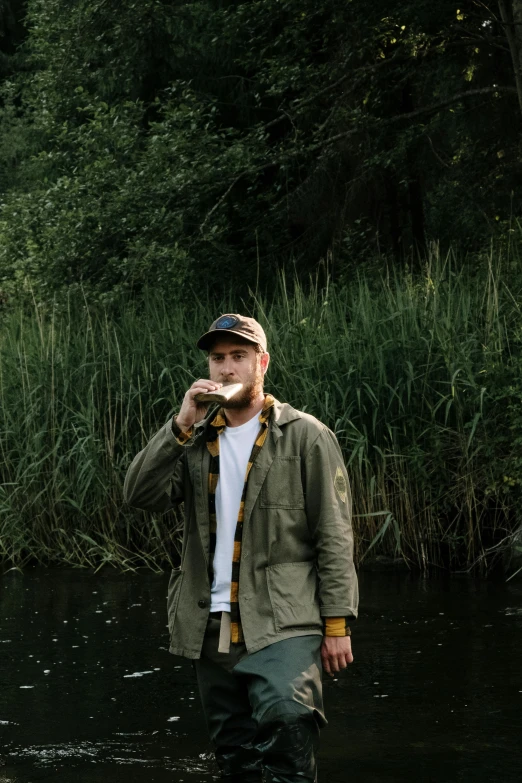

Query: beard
left=221, top=363, right=264, bottom=410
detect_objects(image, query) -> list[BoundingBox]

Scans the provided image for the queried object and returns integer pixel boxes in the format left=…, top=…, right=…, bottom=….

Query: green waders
left=194, top=614, right=326, bottom=783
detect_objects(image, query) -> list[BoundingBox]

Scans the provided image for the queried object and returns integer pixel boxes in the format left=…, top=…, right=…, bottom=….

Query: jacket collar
left=270, top=397, right=302, bottom=428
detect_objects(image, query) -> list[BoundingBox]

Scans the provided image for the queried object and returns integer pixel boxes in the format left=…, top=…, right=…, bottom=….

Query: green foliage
left=0, top=0, right=521, bottom=297
left=483, top=336, right=522, bottom=502
left=1, top=245, right=522, bottom=572
left=0, top=0, right=521, bottom=574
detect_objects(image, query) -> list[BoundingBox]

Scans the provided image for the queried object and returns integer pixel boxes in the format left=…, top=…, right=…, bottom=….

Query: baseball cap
left=197, top=313, right=267, bottom=352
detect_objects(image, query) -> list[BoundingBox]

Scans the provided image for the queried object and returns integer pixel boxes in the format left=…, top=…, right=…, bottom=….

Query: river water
left=1, top=567, right=521, bottom=782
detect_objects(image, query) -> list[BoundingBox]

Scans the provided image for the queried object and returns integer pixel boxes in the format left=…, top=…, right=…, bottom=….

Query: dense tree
left=0, top=0, right=29, bottom=192
left=0, top=0, right=26, bottom=75
left=0, top=0, right=520, bottom=299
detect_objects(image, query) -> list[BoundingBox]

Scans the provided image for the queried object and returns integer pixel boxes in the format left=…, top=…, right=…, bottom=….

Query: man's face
left=208, top=337, right=269, bottom=408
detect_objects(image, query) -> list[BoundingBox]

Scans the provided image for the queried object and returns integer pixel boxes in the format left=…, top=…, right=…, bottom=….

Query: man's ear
left=260, top=352, right=270, bottom=375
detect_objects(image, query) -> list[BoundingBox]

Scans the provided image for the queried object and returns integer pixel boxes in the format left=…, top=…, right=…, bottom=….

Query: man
left=123, top=314, right=358, bottom=783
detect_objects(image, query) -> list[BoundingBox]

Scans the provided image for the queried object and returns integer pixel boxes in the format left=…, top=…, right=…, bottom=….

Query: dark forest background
left=1, top=1, right=522, bottom=574
left=1, top=0, right=521, bottom=299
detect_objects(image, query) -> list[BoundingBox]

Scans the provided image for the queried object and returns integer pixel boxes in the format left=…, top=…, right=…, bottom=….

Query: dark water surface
left=1, top=567, right=521, bottom=782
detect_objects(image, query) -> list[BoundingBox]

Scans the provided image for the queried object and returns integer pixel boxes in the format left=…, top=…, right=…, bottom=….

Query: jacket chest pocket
left=260, top=456, right=305, bottom=509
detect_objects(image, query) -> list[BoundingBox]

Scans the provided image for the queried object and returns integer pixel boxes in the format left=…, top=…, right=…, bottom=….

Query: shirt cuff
left=323, top=617, right=352, bottom=637
left=171, top=416, right=193, bottom=445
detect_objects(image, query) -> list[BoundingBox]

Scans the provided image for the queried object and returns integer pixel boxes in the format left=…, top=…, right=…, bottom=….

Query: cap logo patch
left=334, top=466, right=347, bottom=503
left=216, top=315, right=239, bottom=329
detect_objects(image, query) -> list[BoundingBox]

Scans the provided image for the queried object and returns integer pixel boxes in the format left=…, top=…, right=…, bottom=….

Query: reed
left=0, top=245, right=520, bottom=571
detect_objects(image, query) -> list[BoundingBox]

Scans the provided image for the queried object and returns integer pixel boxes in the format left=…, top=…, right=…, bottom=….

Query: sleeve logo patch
left=334, top=466, right=347, bottom=503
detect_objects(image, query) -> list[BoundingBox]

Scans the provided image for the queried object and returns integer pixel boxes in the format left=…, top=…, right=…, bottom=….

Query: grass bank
left=1, top=247, right=522, bottom=574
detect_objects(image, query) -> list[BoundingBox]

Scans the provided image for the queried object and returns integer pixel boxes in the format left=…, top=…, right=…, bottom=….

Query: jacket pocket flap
left=266, top=561, right=321, bottom=631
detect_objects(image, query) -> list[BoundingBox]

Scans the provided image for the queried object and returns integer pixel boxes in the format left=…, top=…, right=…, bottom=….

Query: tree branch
left=200, top=87, right=517, bottom=228
left=263, top=51, right=424, bottom=132
left=458, top=25, right=511, bottom=52
left=261, top=37, right=508, bottom=136
left=471, top=0, right=499, bottom=22
left=316, top=86, right=517, bottom=148
left=498, top=0, right=522, bottom=113
left=199, top=172, right=245, bottom=233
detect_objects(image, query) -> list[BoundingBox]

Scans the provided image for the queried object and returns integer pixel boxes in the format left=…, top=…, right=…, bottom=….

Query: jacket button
left=198, top=599, right=208, bottom=609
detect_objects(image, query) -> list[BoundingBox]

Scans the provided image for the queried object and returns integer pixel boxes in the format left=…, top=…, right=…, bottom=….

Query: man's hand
left=176, top=379, right=223, bottom=432
left=321, top=636, right=354, bottom=677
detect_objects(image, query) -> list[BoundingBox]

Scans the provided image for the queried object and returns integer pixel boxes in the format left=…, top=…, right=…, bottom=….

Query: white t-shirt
left=210, top=413, right=261, bottom=612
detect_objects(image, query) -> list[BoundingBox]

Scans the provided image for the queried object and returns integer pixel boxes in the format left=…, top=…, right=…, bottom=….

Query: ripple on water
left=7, top=740, right=214, bottom=774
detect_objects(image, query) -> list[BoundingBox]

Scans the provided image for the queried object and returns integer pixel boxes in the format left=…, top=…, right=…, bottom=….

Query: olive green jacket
left=123, top=398, right=358, bottom=659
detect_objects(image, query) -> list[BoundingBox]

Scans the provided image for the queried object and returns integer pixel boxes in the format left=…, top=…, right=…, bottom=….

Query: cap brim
left=197, top=329, right=261, bottom=351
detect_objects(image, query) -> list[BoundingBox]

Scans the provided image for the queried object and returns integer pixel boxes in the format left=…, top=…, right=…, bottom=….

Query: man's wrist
left=172, top=415, right=193, bottom=444
left=323, top=617, right=352, bottom=637
left=174, top=415, right=192, bottom=432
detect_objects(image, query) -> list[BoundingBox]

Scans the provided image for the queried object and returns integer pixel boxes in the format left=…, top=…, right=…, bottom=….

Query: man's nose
left=220, top=363, right=235, bottom=378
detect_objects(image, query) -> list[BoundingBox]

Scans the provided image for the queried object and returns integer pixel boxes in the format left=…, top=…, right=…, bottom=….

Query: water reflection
left=1, top=567, right=521, bottom=782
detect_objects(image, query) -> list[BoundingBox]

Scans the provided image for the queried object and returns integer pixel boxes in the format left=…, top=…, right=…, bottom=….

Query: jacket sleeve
left=303, top=427, right=359, bottom=620
left=123, top=417, right=190, bottom=513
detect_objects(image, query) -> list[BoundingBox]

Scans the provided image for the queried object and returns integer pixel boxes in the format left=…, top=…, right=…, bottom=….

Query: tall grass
left=1, top=245, right=521, bottom=572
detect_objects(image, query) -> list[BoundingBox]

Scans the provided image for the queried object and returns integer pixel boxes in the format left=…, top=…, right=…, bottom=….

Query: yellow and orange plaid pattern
left=206, top=394, right=275, bottom=643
